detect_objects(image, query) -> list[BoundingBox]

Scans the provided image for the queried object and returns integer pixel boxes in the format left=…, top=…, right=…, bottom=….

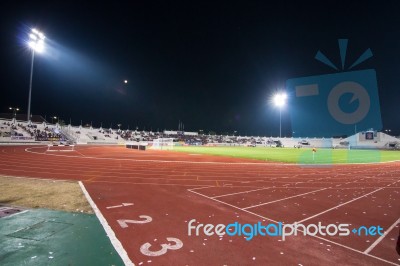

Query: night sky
left=1, top=1, right=400, bottom=136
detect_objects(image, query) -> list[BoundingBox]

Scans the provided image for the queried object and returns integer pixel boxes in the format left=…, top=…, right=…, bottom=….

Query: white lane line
left=211, top=187, right=271, bottom=198
left=189, top=186, right=215, bottom=191
left=242, top=188, right=328, bottom=210
left=24, top=147, right=282, bottom=165
left=74, top=149, right=86, bottom=157
left=188, top=188, right=279, bottom=224
left=297, top=180, right=400, bottom=224
left=189, top=188, right=400, bottom=266
left=79, top=181, right=134, bottom=266
left=310, top=233, right=400, bottom=266
left=24, top=146, right=400, bottom=165
left=297, top=187, right=384, bottom=223
left=364, top=217, right=400, bottom=254
left=106, top=203, right=134, bottom=209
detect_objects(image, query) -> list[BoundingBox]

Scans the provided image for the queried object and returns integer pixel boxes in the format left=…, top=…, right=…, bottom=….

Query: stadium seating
left=0, top=117, right=398, bottom=149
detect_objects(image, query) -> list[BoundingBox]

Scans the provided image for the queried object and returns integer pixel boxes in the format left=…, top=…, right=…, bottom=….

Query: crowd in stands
left=113, top=129, right=275, bottom=146
left=1, top=121, right=65, bottom=141
left=118, top=130, right=163, bottom=142
left=101, top=129, right=116, bottom=138
left=2, top=122, right=24, bottom=137
left=0, top=119, right=325, bottom=148
left=2, top=118, right=397, bottom=149
left=31, top=128, right=64, bottom=140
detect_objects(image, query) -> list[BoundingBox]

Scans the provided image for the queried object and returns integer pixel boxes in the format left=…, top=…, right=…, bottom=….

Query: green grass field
left=173, top=146, right=400, bottom=164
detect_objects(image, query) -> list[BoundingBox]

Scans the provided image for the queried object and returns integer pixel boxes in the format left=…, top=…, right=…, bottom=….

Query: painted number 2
left=140, top=237, right=183, bottom=257
left=117, top=215, right=152, bottom=228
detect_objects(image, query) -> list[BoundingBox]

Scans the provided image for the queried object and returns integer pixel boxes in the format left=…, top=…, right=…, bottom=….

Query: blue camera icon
left=286, top=40, right=382, bottom=137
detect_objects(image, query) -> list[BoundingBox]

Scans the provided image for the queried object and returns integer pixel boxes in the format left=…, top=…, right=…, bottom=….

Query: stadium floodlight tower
left=273, top=92, right=287, bottom=138
left=27, top=28, right=45, bottom=122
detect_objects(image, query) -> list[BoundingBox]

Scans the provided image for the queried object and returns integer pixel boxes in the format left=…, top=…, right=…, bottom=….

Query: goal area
left=152, top=138, right=174, bottom=150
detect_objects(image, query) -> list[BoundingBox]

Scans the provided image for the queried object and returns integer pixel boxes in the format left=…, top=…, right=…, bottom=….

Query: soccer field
left=173, top=146, right=400, bottom=164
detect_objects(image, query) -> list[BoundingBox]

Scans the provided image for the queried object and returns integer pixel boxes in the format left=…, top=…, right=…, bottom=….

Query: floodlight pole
left=27, top=50, right=35, bottom=122
left=26, top=28, right=45, bottom=122
left=279, top=107, right=282, bottom=138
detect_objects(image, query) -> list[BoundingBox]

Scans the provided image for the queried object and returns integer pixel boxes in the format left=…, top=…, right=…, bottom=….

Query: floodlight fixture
left=273, top=92, right=287, bottom=107
left=272, top=92, right=287, bottom=138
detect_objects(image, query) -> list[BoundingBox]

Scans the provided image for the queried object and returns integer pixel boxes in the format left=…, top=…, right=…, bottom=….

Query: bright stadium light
left=27, top=28, right=46, bottom=122
left=9, top=107, right=20, bottom=119
left=273, top=93, right=287, bottom=107
left=273, top=92, right=287, bottom=138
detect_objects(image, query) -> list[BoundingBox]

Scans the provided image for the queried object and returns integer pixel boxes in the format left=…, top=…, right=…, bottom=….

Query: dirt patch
left=0, top=175, right=93, bottom=213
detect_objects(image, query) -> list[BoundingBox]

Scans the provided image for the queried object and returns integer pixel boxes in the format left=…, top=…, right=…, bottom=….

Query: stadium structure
left=1, top=114, right=399, bottom=150
left=1, top=112, right=400, bottom=266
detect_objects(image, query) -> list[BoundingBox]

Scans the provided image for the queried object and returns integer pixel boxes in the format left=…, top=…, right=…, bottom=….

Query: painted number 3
left=140, top=237, right=183, bottom=257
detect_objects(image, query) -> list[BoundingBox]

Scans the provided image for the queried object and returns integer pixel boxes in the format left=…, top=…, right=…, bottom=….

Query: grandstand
left=0, top=116, right=398, bottom=150
left=61, top=125, right=123, bottom=145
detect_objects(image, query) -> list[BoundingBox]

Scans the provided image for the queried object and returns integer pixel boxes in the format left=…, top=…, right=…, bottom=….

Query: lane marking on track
left=310, top=233, right=400, bottom=266
left=242, top=188, right=329, bottom=210
left=106, top=203, right=134, bottom=209
left=211, top=187, right=272, bottom=198
left=297, top=180, right=400, bottom=223
left=188, top=188, right=279, bottom=224
left=1, top=162, right=357, bottom=180
left=74, top=150, right=86, bottom=157
left=189, top=187, right=400, bottom=266
left=363, top=217, right=400, bottom=254
left=85, top=176, right=98, bottom=182
left=3, top=157, right=397, bottom=181
left=23, top=146, right=400, bottom=166
left=78, top=181, right=134, bottom=266
left=82, top=180, right=215, bottom=187
left=2, top=146, right=400, bottom=263
left=24, top=147, right=281, bottom=165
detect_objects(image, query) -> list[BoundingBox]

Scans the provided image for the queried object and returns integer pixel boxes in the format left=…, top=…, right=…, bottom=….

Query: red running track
left=0, top=145, right=399, bottom=265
